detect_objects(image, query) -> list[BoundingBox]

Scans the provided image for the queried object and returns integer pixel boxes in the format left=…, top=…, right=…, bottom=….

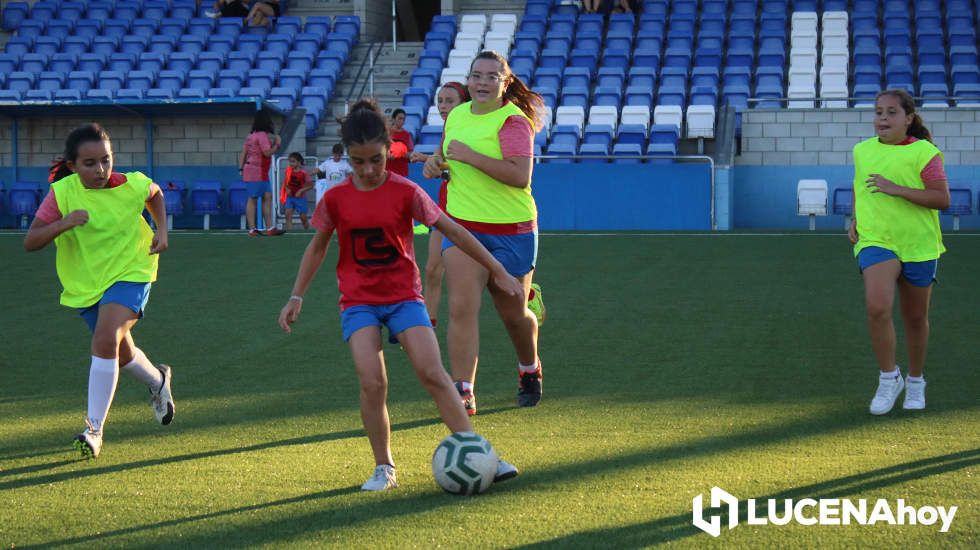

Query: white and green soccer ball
left=431, top=431, right=499, bottom=495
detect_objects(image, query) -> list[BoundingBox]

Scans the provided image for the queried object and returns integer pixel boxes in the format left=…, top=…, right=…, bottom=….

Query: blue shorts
left=284, top=196, right=308, bottom=213
left=246, top=181, right=272, bottom=198
left=340, top=300, right=431, bottom=344
left=858, top=246, right=938, bottom=287
left=78, top=281, right=152, bottom=333
left=442, top=229, right=537, bottom=277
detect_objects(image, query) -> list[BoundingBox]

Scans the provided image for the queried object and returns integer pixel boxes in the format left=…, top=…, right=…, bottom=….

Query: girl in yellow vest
left=24, top=123, right=176, bottom=459
left=848, top=90, right=950, bottom=415
left=422, top=51, right=545, bottom=415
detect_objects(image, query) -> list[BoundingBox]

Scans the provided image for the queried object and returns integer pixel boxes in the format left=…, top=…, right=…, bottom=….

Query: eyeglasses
left=467, top=73, right=506, bottom=84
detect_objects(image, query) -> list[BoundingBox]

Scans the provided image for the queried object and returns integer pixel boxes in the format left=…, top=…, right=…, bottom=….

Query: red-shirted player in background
left=280, top=152, right=314, bottom=231
left=277, top=99, right=522, bottom=492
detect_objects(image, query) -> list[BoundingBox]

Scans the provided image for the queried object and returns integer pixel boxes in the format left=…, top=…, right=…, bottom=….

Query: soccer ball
left=431, top=431, right=499, bottom=495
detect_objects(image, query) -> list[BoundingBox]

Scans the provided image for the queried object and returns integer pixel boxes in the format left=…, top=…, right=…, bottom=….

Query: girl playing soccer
left=422, top=51, right=546, bottom=415
left=849, top=89, right=950, bottom=415
left=281, top=152, right=313, bottom=231
left=277, top=99, right=521, bottom=491
left=24, top=123, right=176, bottom=458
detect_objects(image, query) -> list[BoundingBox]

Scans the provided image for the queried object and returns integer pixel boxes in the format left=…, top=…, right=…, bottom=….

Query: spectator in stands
left=388, top=108, right=414, bottom=178
left=409, top=82, right=470, bottom=332
left=281, top=152, right=313, bottom=231
left=24, top=123, right=176, bottom=460
left=422, top=51, right=546, bottom=415
left=240, top=109, right=284, bottom=236
left=246, top=0, right=281, bottom=28
left=848, top=89, right=950, bottom=415
left=583, top=0, right=638, bottom=14
left=205, top=0, right=249, bottom=19
left=315, top=143, right=353, bottom=205
left=277, top=98, right=520, bottom=492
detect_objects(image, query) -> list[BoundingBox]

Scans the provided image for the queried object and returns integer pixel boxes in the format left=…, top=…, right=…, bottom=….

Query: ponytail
left=471, top=50, right=544, bottom=131
left=907, top=113, right=932, bottom=142
left=341, top=98, right=390, bottom=148
left=50, top=158, right=72, bottom=183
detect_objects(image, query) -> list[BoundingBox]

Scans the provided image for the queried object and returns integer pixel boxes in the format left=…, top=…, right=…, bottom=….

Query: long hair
left=251, top=109, right=275, bottom=134
left=876, top=89, right=932, bottom=143
left=470, top=50, right=544, bottom=131
left=56, top=123, right=111, bottom=181
left=341, top=98, right=390, bottom=147
left=441, top=81, right=470, bottom=103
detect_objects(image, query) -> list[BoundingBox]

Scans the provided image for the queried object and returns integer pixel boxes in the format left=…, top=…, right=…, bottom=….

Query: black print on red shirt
left=351, top=228, right=398, bottom=266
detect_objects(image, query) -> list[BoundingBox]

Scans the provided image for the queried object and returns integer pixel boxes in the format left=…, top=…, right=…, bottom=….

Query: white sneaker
left=361, top=464, right=397, bottom=491
left=74, top=419, right=103, bottom=459
left=870, top=372, right=904, bottom=415
left=494, top=459, right=519, bottom=482
left=903, top=379, right=926, bottom=410
left=204, top=9, right=221, bottom=18
left=150, top=364, right=175, bottom=425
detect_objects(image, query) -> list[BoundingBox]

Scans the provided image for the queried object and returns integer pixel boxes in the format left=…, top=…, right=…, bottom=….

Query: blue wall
left=733, top=165, right=980, bottom=231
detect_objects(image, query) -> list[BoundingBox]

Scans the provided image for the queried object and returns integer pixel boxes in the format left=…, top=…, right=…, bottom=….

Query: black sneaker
left=454, top=381, right=477, bottom=416
left=516, top=365, right=542, bottom=407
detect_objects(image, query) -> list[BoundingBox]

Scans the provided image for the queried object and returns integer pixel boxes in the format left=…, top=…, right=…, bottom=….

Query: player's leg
left=398, top=325, right=472, bottom=433
left=261, top=191, right=273, bottom=231
left=897, top=262, right=936, bottom=410
left=246, top=196, right=258, bottom=233
left=284, top=207, right=294, bottom=230
left=861, top=254, right=903, bottom=414
left=423, top=228, right=446, bottom=326
left=300, top=212, right=310, bottom=229
left=119, top=331, right=175, bottom=425
left=443, top=243, right=489, bottom=412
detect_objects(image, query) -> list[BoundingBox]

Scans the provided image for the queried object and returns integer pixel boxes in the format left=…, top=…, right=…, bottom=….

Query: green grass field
left=1, top=232, right=977, bottom=548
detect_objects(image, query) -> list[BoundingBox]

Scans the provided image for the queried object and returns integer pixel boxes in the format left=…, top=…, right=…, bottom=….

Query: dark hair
left=876, top=89, right=933, bottom=142
left=288, top=151, right=304, bottom=163
left=56, top=123, right=111, bottom=181
left=251, top=109, right=275, bottom=134
left=332, top=143, right=344, bottom=155
left=391, top=108, right=406, bottom=119
left=441, top=81, right=471, bottom=103
left=470, top=50, right=544, bottom=131
left=341, top=98, right=390, bottom=148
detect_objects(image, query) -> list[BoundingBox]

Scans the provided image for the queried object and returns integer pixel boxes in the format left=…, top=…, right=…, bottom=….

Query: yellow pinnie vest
left=51, top=172, right=158, bottom=307
left=443, top=101, right=537, bottom=223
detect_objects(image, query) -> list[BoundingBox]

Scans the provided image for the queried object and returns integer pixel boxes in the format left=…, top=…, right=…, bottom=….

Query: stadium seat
left=942, top=188, right=972, bottom=231
left=797, top=179, right=829, bottom=230
left=8, top=182, right=41, bottom=228
left=226, top=181, right=249, bottom=229
left=191, top=181, right=223, bottom=230
left=686, top=105, right=716, bottom=139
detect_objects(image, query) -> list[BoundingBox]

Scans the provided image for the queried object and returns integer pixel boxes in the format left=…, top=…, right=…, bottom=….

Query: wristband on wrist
left=289, top=295, right=303, bottom=303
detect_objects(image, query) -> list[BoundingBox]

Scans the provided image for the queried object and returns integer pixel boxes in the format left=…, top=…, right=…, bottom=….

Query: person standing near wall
left=849, top=89, right=950, bottom=415
left=422, top=51, right=545, bottom=415
left=240, top=110, right=284, bottom=236
left=388, top=108, right=414, bottom=178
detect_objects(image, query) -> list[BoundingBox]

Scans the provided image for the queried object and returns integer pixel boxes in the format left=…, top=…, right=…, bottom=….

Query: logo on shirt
left=351, top=228, right=398, bottom=267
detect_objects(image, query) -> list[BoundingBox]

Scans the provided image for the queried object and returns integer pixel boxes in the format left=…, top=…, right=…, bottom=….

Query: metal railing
left=345, top=42, right=386, bottom=113
left=745, top=95, right=980, bottom=107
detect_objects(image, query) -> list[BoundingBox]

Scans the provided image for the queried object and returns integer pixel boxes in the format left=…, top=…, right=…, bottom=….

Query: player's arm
left=432, top=214, right=522, bottom=296
left=23, top=210, right=88, bottom=251
left=145, top=188, right=169, bottom=254
left=445, top=142, right=532, bottom=188
left=278, top=228, right=333, bottom=333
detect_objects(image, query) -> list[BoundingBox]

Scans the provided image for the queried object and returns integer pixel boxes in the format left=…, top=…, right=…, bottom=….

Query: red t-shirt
left=284, top=168, right=310, bottom=197
left=389, top=128, right=414, bottom=177
left=311, top=172, right=442, bottom=309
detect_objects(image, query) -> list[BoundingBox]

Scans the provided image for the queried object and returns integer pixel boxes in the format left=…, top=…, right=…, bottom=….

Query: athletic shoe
left=527, top=283, right=546, bottom=325
left=455, top=381, right=476, bottom=416
left=494, top=459, right=519, bottom=482
left=264, top=227, right=285, bottom=236
left=870, top=372, right=904, bottom=415
left=150, top=364, right=175, bottom=425
left=73, top=419, right=103, bottom=459
left=248, top=228, right=262, bottom=237
left=204, top=10, right=221, bottom=19
left=517, top=364, right=542, bottom=407
left=413, top=224, right=430, bottom=235
left=361, top=464, right=397, bottom=491
left=903, top=379, right=926, bottom=410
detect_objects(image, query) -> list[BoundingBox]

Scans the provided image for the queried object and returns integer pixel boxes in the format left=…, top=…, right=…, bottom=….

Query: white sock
left=880, top=367, right=901, bottom=379
left=458, top=381, right=473, bottom=392
left=519, top=361, right=539, bottom=374
left=121, top=348, right=163, bottom=390
left=88, top=356, right=120, bottom=432
left=907, top=375, right=924, bottom=383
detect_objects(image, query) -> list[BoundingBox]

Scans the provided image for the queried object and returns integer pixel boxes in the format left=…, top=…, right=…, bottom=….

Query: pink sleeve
left=498, top=116, right=534, bottom=158
left=147, top=182, right=161, bottom=200
left=920, top=154, right=946, bottom=183
left=257, top=132, right=271, bottom=153
left=412, top=185, right=442, bottom=226
left=35, top=191, right=62, bottom=223
left=310, top=193, right=335, bottom=233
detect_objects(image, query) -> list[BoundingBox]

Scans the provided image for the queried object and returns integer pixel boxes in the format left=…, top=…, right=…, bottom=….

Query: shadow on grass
left=513, top=448, right=980, bottom=548
left=31, top=409, right=977, bottom=548
left=0, top=407, right=512, bottom=489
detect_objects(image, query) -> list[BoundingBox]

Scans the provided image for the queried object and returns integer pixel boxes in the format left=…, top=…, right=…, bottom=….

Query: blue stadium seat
left=632, top=49, right=661, bottom=71
left=188, top=17, right=216, bottom=37
left=121, top=35, right=150, bottom=56
left=0, top=53, right=19, bottom=73
left=419, top=125, right=443, bottom=146
left=145, top=88, right=175, bottom=100
left=97, top=71, right=126, bottom=93
left=562, top=67, right=592, bottom=90
left=301, top=86, right=329, bottom=117
left=127, top=70, right=156, bottom=92
left=186, top=69, right=216, bottom=90
left=276, top=16, right=303, bottom=37
left=113, top=4, right=140, bottom=21
left=163, top=182, right=185, bottom=216
left=206, top=35, right=235, bottom=56
left=176, top=88, right=205, bottom=100
left=647, top=125, right=679, bottom=157
left=616, top=124, right=648, bottom=147
left=316, top=51, right=346, bottom=74
left=247, top=68, right=277, bottom=91
left=25, top=89, right=54, bottom=101
left=543, top=141, right=576, bottom=164
left=54, top=89, right=83, bottom=101
left=51, top=53, right=78, bottom=75
left=207, top=88, right=234, bottom=98
left=6, top=71, right=35, bottom=93
left=518, top=13, right=546, bottom=35
left=597, top=67, right=626, bottom=90
left=533, top=67, right=563, bottom=91
left=832, top=188, right=853, bottom=216
left=115, top=88, right=144, bottom=100
left=308, top=69, right=337, bottom=92
left=560, top=87, right=589, bottom=109
left=37, top=71, right=66, bottom=91
left=269, top=87, right=298, bottom=110
left=612, top=143, right=644, bottom=164
left=193, top=51, right=222, bottom=73
left=226, top=181, right=248, bottom=225
left=256, top=51, right=287, bottom=73
left=625, top=86, right=654, bottom=108
left=305, top=15, right=332, bottom=37
left=539, top=48, right=569, bottom=70
left=274, top=68, right=303, bottom=91
left=155, top=72, right=187, bottom=92
left=578, top=143, right=610, bottom=163
left=19, top=52, right=49, bottom=74
left=8, top=182, right=41, bottom=225
left=593, top=87, right=623, bottom=108
left=333, top=15, right=361, bottom=41
left=227, top=51, right=256, bottom=72
left=131, top=17, right=161, bottom=36
left=178, top=34, right=207, bottom=56
left=583, top=124, right=614, bottom=148
left=1, top=2, right=29, bottom=31
left=61, top=36, right=90, bottom=56
left=4, top=36, right=32, bottom=57
left=32, top=36, right=60, bottom=57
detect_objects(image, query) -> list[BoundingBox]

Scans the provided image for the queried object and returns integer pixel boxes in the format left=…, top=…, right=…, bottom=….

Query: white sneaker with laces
left=150, top=364, right=175, bottom=425
left=870, top=372, right=904, bottom=415
left=494, top=458, right=519, bottom=482
left=903, top=379, right=926, bottom=410
left=74, top=419, right=103, bottom=459
left=361, top=464, right=397, bottom=491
